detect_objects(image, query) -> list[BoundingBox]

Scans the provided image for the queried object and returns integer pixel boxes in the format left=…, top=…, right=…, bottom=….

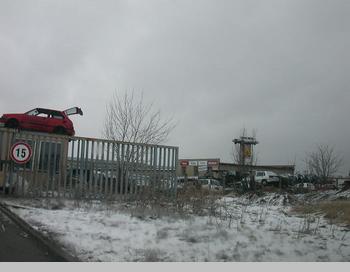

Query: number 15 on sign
left=10, top=142, right=33, bottom=164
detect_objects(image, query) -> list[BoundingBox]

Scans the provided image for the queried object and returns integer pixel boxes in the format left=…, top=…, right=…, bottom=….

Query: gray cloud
left=0, top=0, right=349, bottom=174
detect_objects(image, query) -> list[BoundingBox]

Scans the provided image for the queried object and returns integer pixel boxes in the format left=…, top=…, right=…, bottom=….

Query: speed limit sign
left=10, top=142, right=33, bottom=164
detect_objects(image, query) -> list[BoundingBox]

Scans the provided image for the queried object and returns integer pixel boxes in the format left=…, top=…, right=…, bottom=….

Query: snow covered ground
left=3, top=191, right=350, bottom=262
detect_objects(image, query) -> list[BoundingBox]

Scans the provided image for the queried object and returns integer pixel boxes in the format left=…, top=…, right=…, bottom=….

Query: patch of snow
left=3, top=191, right=350, bottom=261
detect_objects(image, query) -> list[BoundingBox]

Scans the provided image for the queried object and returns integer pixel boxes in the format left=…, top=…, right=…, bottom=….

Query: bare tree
left=104, top=91, right=175, bottom=144
left=103, top=91, right=176, bottom=194
left=305, top=144, right=343, bottom=183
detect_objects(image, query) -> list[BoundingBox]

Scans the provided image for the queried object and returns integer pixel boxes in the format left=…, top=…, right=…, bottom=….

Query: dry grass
left=293, top=200, right=350, bottom=226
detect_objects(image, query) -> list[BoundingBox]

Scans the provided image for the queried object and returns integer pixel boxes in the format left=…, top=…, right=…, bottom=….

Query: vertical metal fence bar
left=45, top=140, right=52, bottom=198
left=157, top=147, right=163, bottom=191
left=57, top=139, right=63, bottom=198
left=32, top=135, right=41, bottom=197
left=4, top=131, right=10, bottom=195
left=94, top=141, right=100, bottom=198
left=120, top=143, right=125, bottom=196
left=99, top=141, right=105, bottom=198
left=131, top=144, right=136, bottom=196
left=82, top=139, right=87, bottom=198
left=96, top=141, right=100, bottom=197
left=166, top=147, right=171, bottom=196
left=115, top=143, right=120, bottom=198
left=137, top=145, right=144, bottom=196
left=27, top=135, right=35, bottom=196
left=104, top=142, right=110, bottom=198
left=123, top=144, right=129, bottom=197
left=62, top=138, right=67, bottom=198
left=153, top=147, right=158, bottom=193
left=173, top=147, right=178, bottom=196
left=11, top=132, right=19, bottom=196
left=38, top=138, right=45, bottom=197
left=109, top=142, right=115, bottom=199
left=51, top=141, right=58, bottom=197
left=73, top=139, right=81, bottom=199
left=89, top=140, right=94, bottom=199
left=162, top=147, right=166, bottom=192
left=126, top=143, right=130, bottom=196
left=25, top=134, right=33, bottom=197
left=59, top=138, right=64, bottom=198
left=8, top=131, right=14, bottom=196
left=85, top=140, right=90, bottom=198
left=14, top=134, right=21, bottom=196
left=22, top=133, right=29, bottom=197
left=0, top=130, right=4, bottom=196
left=80, top=140, right=86, bottom=198
left=57, top=139, right=62, bottom=198
left=147, top=146, right=152, bottom=194
left=69, top=140, right=75, bottom=198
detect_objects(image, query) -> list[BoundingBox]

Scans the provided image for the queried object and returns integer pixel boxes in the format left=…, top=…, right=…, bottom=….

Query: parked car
left=254, top=171, right=280, bottom=185
left=0, top=107, right=83, bottom=136
left=177, top=176, right=199, bottom=189
left=199, top=178, right=223, bottom=191
left=293, top=182, right=316, bottom=192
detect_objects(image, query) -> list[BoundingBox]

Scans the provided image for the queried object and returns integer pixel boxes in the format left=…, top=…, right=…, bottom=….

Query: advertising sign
left=180, top=160, right=189, bottom=167
left=198, top=161, right=207, bottom=166
left=188, top=161, right=198, bottom=166
left=244, top=144, right=252, bottom=158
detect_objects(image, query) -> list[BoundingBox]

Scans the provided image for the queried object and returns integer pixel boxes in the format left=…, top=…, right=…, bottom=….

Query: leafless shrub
left=143, top=248, right=162, bottom=262
left=297, top=215, right=315, bottom=237
left=48, top=198, right=65, bottom=210
left=156, top=229, right=169, bottom=240
left=215, top=250, right=230, bottom=261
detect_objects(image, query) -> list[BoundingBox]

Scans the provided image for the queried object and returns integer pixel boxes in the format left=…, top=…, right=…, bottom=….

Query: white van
left=254, top=171, right=280, bottom=185
left=199, top=178, right=223, bottom=191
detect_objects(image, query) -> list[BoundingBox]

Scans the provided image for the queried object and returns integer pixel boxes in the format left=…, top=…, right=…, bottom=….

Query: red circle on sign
left=10, top=142, right=32, bottom=164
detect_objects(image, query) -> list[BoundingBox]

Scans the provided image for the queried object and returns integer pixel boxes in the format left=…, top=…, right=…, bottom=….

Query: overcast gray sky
left=1, top=0, right=349, bottom=174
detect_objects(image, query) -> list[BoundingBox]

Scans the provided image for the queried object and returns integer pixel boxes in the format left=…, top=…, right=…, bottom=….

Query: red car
left=0, top=107, right=83, bottom=136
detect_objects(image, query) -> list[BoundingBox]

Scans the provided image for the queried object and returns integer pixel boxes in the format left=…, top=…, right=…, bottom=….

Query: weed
left=156, top=229, right=168, bottom=240
left=143, top=248, right=162, bottom=262
left=293, top=200, right=350, bottom=226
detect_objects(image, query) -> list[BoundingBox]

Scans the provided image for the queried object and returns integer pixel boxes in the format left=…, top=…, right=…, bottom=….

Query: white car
left=199, top=178, right=223, bottom=191
left=254, top=171, right=280, bottom=185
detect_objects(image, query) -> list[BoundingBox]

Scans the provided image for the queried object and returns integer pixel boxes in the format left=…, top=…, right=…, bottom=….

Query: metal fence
left=0, top=128, right=178, bottom=199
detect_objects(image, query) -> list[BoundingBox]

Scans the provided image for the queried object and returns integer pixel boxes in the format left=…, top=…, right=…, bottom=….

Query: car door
left=24, top=109, right=50, bottom=131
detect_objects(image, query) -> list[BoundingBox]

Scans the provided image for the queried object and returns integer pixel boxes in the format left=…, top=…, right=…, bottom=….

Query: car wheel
left=262, top=180, right=267, bottom=186
left=54, top=126, right=66, bottom=135
left=5, top=119, right=19, bottom=129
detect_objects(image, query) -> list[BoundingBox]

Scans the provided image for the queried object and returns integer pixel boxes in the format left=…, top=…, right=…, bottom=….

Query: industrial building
left=177, top=158, right=295, bottom=180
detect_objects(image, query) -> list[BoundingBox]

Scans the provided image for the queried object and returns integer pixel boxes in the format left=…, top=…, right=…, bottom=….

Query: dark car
left=0, top=107, right=83, bottom=136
